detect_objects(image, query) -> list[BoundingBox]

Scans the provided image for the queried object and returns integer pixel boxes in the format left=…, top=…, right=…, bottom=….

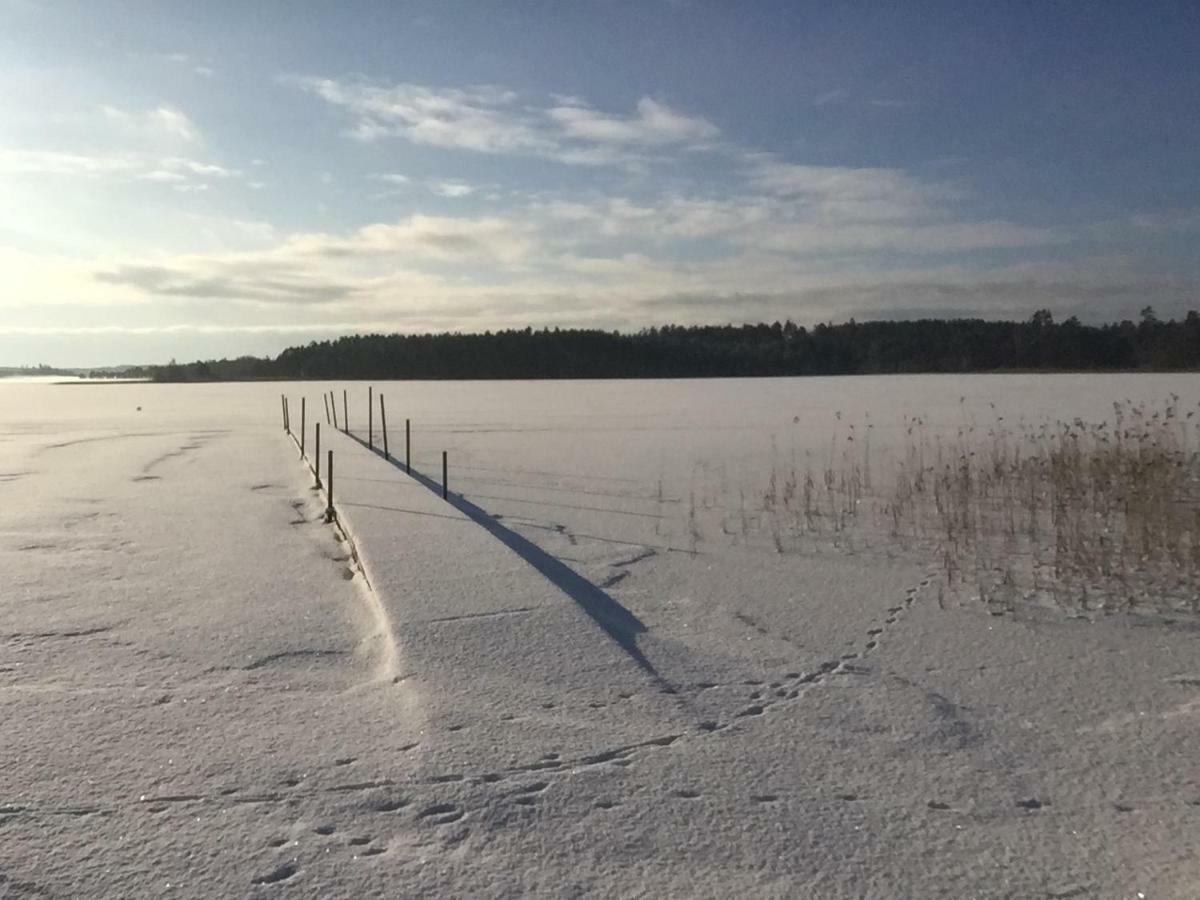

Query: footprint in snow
left=417, top=803, right=464, bottom=825
left=252, top=862, right=298, bottom=885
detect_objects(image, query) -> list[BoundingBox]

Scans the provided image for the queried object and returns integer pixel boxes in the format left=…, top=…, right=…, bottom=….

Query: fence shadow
left=342, top=433, right=664, bottom=682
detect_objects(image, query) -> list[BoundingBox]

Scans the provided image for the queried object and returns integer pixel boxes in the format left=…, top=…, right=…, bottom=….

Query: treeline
left=149, top=308, right=1200, bottom=382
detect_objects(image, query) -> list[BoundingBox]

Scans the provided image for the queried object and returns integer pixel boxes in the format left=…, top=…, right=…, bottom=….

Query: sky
left=2, top=1, right=1198, bottom=366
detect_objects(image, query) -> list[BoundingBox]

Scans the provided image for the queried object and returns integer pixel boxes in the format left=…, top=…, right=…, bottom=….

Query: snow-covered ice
left=1, top=375, right=1197, bottom=898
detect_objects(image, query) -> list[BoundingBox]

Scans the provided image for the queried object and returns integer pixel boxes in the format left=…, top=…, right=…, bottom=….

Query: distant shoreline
left=51, top=379, right=152, bottom=385
left=44, top=369, right=1195, bottom=386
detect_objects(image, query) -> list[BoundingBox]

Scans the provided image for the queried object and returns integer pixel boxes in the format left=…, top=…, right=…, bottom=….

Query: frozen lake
left=1, top=374, right=1197, bottom=898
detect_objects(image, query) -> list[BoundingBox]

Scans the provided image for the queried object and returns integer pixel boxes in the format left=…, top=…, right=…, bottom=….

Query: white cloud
left=293, top=76, right=717, bottom=166
left=746, top=219, right=1058, bottom=255
left=0, top=149, right=139, bottom=177
left=813, top=89, right=849, bottom=107
left=139, top=169, right=188, bottom=183
left=536, top=194, right=774, bottom=239
left=1129, top=210, right=1200, bottom=233
left=296, top=78, right=549, bottom=155
left=744, top=154, right=956, bottom=221
left=546, top=97, right=717, bottom=145
left=160, top=157, right=237, bottom=178
left=91, top=214, right=540, bottom=308
left=75, top=216, right=1193, bottom=331
left=429, top=180, right=475, bottom=198
left=101, top=104, right=201, bottom=143
left=530, top=176, right=1053, bottom=255
left=0, top=149, right=239, bottom=190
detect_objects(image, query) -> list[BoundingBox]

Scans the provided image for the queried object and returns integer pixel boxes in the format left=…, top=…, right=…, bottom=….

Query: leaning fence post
left=315, top=423, right=322, bottom=488
left=300, top=397, right=306, bottom=458
left=405, top=418, right=411, bottom=474
left=343, top=390, right=348, bottom=435
left=284, top=396, right=290, bottom=434
left=368, top=386, right=374, bottom=451
left=330, top=391, right=339, bottom=430
left=281, top=394, right=288, bottom=432
left=325, top=451, right=335, bottom=522
left=323, top=392, right=331, bottom=426
left=380, top=394, right=389, bottom=459
left=442, top=450, right=448, bottom=500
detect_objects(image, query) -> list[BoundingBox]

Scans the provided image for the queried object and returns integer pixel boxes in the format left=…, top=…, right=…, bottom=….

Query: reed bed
left=753, top=397, right=1200, bottom=617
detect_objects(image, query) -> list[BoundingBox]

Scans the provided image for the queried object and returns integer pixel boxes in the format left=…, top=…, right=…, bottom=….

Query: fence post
left=300, top=397, right=306, bottom=458
left=330, top=391, right=339, bottom=430
left=315, top=423, right=322, bottom=487
left=281, top=394, right=288, bottom=432
left=323, top=392, right=331, bottom=426
left=368, top=386, right=374, bottom=452
left=380, top=394, right=389, bottom=459
left=284, top=396, right=290, bottom=434
left=406, top=418, right=411, bottom=474
left=325, top=451, right=335, bottom=522
left=343, top=390, right=348, bottom=435
left=442, top=450, right=448, bottom=500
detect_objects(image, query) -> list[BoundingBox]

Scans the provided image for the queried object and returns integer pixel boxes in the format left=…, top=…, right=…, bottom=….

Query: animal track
left=327, top=780, right=395, bottom=793
left=252, top=862, right=298, bottom=885
left=368, top=796, right=409, bottom=813
left=672, top=788, right=702, bottom=799
left=417, top=803, right=464, bottom=825
left=849, top=572, right=935, bottom=666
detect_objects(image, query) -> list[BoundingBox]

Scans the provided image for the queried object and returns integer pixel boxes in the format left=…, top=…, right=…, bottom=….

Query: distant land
left=0, top=364, right=144, bottom=380
left=15, top=310, right=1200, bottom=382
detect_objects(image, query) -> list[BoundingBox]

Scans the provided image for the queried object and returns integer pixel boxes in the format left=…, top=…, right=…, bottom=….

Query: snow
left=1, top=375, right=1198, bottom=898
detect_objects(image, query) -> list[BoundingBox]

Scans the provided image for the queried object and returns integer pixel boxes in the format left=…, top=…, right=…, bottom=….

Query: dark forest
left=144, top=308, right=1200, bottom=382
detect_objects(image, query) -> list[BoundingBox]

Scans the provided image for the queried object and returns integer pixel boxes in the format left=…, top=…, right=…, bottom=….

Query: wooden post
left=368, top=386, right=374, bottom=451
left=330, top=391, right=339, bottom=430
left=405, top=418, right=411, bottom=474
left=314, top=423, right=321, bottom=487
left=380, top=394, right=389, bottom=459
left=442, top=450, right=448, bottom=500
left=284, top=396, right=290, bottom=433
left=325, top=451, right=334, bottom=522
left=300, top=397, right=306, bottom=458
left=281, top=394, right=288, bottom=431
left=323, top=392, right=331, bottom=426
left=342, top=390, right=348, bottom=434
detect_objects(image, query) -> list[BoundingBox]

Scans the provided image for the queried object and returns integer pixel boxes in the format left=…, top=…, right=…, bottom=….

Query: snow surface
left=1, top=375, right=1197, bottom=899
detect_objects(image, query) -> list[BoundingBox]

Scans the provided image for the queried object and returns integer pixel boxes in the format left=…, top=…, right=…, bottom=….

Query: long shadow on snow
left=341, top=433, right=665, bottom=683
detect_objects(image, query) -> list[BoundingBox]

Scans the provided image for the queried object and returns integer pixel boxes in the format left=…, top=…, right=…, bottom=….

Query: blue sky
left=2, top=0, right=1198, bottom=365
